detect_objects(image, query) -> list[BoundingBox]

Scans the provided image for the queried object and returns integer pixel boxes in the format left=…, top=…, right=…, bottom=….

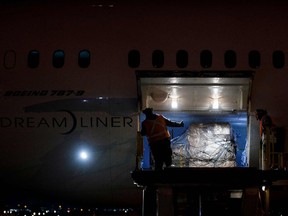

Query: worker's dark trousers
left=149, top=138, right=172, bottom=170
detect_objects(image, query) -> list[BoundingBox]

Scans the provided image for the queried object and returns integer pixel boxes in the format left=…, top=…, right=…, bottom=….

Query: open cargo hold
left=137, top=71, right=253, bottom=169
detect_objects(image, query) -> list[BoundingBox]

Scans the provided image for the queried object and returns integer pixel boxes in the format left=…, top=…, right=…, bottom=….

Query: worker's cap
left=142, top=107, right=153, bottom=115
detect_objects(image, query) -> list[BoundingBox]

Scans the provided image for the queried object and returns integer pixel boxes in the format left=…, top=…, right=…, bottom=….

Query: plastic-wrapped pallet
left=171, top=122, right=236, bottom=167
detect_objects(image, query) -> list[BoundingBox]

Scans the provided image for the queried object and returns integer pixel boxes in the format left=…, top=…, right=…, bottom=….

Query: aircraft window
left=128, top=49, right=140, bottom=68
left=249, top=50, right=261, bottom=69
left=200, top=50, right=212, bottom=68
left=224, top=50, right=237, bottom=68
left=28, top=50, right=40, bottom=68
left=53, top=50, right=65, bottom=68
left=273, top=50, right=285, bottom=69
left=176, top=50, right=188, bottom=68
left=4, top=50, right=16, bottom=69
left=78, top=50, right=90, bottom=68
left=152, top=50, right=164, bottom=68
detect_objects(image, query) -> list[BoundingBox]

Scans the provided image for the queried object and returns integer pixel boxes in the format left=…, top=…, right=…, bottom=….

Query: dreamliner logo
left=0, top=110, right=134, bottom=134
left=0, top=97, right=137, bottom=134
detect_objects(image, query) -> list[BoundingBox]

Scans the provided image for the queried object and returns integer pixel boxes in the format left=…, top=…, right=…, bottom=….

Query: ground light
left=79, top=151, right=88, bottom=160
left=77, top=148, right=91, bottom=162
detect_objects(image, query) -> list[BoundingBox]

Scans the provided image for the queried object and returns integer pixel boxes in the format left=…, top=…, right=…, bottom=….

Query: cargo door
left=136, top=70, right=254, bottom=169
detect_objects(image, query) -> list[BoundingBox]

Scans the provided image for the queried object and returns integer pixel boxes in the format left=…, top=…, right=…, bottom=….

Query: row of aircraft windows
left=129, top=49, right=286, bottom=69
left=1, top=49, right=286, bottom=69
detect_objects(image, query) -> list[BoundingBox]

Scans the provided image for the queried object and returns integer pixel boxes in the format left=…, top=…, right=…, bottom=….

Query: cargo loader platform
left=131, top=167, right=288, bottom=216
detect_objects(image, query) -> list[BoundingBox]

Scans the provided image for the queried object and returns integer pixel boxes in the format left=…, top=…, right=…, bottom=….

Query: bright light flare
left=79, top=150, right=89, bottom=160
left=212, top=98, right=219, bottom=109
left=171, top=98, right=178, bottom=109
left=210, top=86, right=221, bottom=110
left=170, top=87, right=179, bottom=109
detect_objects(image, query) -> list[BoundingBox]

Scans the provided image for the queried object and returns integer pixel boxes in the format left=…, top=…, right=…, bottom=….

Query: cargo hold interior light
left=170, top=87, right=179, bottom=109
left=171, top=97, right=178, bottom=109
left=137, top=71, right=253, bottom=113
left=210, top=86, right=222, bottom=110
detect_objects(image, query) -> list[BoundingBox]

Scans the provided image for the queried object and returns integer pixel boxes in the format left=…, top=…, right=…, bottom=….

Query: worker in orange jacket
left=141, top=108, right=184, bottom=170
